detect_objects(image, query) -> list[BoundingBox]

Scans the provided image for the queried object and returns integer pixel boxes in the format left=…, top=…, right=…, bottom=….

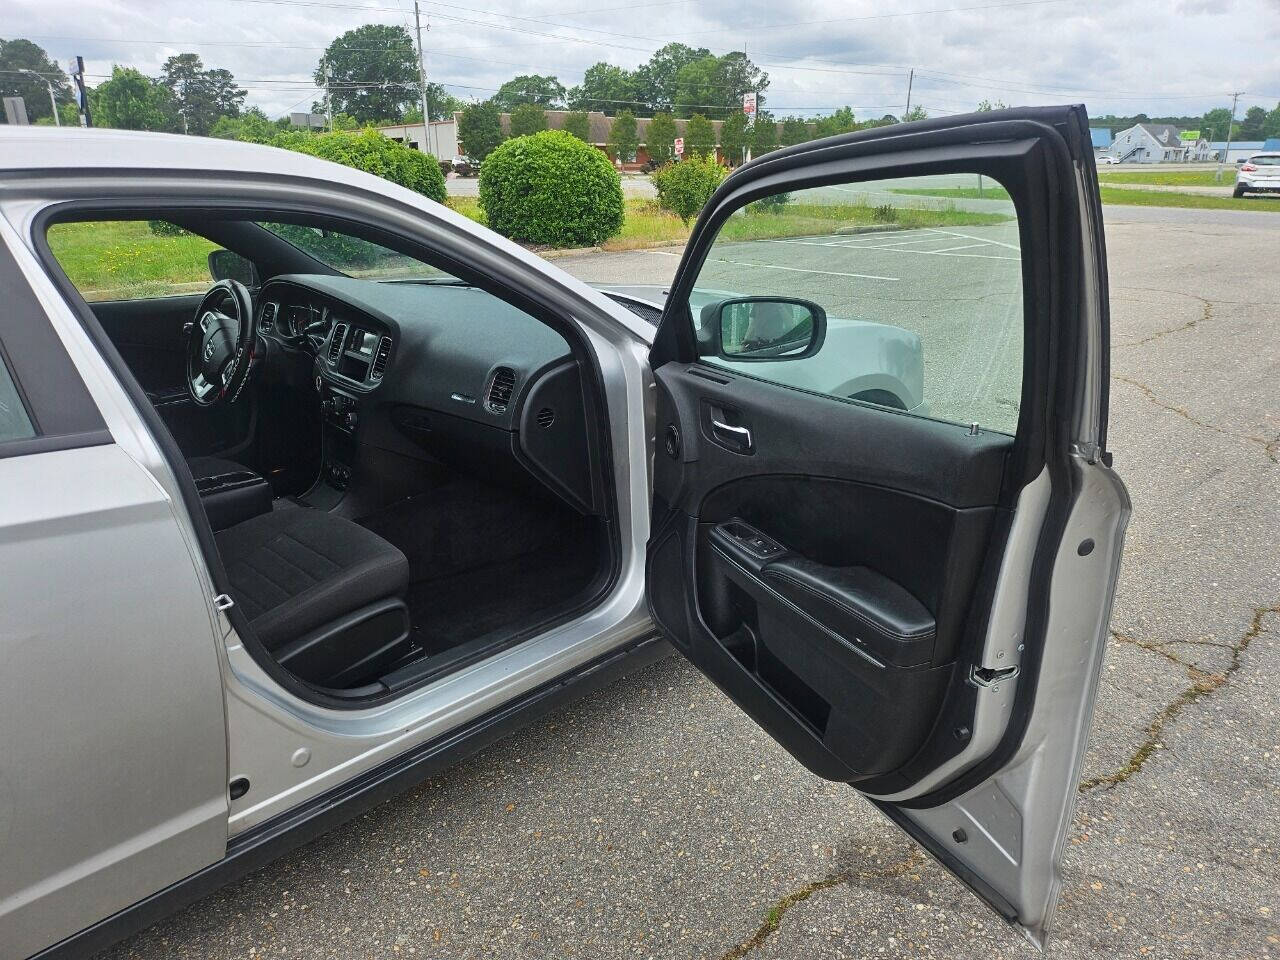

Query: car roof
left=0, top=125, right=398, bottom=194
left=1248, top=152, right=1280, bottom=158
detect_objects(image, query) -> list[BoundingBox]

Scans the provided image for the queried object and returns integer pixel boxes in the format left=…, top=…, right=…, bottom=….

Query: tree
left=315, top=25, right=418, bottom=124
left=719, top=110, right=748, bottom=165
left=901, top=105, right=928, bottom=123
left=607, top=109, right=638, bottom=163
left=510, top=103, right=547, bottom=137
left=1238, top=105, right=1268, bottom=141
left=647, top=111, right=677, bottom=165
left=563, top=110, right=591, bottom=141
left=159, top=54, right=246, bottom=135
left=685, top=113, right=716, bottom=159
left=669, top=51, right=768, bottom=120
left=634, top=42, right=712, bottom=114
left=813, top=106, right=857, bottom=138
left=876, top=114, right=899, bottom=126
left=492, top=74, right=565, bottom=111
left=779, top=116, right=809, bottom=147
left=1264, top=103, right=1280, bottom=140
left=0, top=39, right=73, bottom=124
left=94, top=66, right=178, bottom=131
left=458, top=100, right=504, bottom=161
left=750, top=111, right=778, bottom=157
left=568, top=63, right=639, bottom=114
left=211, top=106, right=276, bottom=142
left=976, top=99, right=1008, bottom=112
left=403, top=83, right=463, bottom=123
left=1201, top=107, right=1232, bottom=141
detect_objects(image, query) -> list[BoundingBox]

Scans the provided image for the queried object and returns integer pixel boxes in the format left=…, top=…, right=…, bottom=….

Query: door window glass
left=47, top=220, right=218, bottom=302
left=684, top=173, right=1024, bottom=435
left=0, top=352, right=36, bottom=443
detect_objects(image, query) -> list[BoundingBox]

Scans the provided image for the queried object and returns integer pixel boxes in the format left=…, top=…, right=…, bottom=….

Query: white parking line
left=923, top=227, right=1022, bottom=252
left=707, top=256, right=899, bottom=281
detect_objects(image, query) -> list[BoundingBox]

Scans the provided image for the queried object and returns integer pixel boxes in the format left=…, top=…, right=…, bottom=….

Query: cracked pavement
left=101, top=205, right=1279, bottom=959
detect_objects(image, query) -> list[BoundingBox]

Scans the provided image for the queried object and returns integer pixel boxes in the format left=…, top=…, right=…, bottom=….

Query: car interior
left=47, top=214, right=617, bottom=701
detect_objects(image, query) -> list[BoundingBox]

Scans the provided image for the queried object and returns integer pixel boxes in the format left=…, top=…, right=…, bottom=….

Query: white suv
left=1234, top=152, right=1280, bottom=197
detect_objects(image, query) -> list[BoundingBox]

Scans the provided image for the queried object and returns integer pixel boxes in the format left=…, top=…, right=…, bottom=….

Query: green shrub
left=276, top=128, right=446, bottom=202
left=147, top=219, right=188, bottom=237
left=479, top=130, right=624, bottom=247
left=652, top=155, right=728, bottom=224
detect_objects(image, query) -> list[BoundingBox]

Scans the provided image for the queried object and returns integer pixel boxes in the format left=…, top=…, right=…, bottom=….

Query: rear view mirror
left=208, top=249, right=259, bottom=287
left=699, top=297, right=826, bottom=361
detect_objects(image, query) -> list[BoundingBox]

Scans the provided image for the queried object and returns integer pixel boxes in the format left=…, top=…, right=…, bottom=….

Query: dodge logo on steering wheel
left=204, top=341, right=215, bottom=360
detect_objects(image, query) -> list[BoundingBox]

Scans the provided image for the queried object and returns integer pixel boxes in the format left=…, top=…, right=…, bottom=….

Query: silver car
left=0, top=106, right=1127, bottom=959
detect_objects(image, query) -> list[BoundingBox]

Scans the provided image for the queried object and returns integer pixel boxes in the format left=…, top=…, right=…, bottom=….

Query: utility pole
left=323, top=58, right=333, bottom=132
left=70, top=56, right=91, bottom=127
left=413, top=0, right=433, bottom=157
left=18, top=69, right=59, bottom=126
left=1216, top=90, right=1242, bottom=181
left=904, top=68, right=914, bottom=120
left=179, top=77, right=189, bottom=135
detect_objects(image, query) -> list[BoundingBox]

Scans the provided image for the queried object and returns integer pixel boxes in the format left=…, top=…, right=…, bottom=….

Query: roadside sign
left=2, top=97, right=29, bottom=126
left=674, top=137, right=684, bottom=157
left=742, top=92, right=757, bottom=116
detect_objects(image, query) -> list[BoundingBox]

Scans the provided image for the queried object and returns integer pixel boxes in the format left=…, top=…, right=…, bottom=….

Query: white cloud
left=6, top=0, right=1278, bottom=120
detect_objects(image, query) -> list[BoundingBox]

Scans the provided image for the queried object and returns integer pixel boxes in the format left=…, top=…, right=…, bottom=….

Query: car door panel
left=90, top=294, right=255, bottom=458
left=650, top=363, right=1009, bottom=781
left=646, top=106, right=1128, bottom=945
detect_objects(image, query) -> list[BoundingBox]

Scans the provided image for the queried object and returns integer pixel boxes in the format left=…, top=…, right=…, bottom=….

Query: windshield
left=259, top=222, right=457, bottom=282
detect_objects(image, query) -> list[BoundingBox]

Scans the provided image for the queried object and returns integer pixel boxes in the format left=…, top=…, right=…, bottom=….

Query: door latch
left=968, top=663, right=1018, bottom=689
left=213, top=593, right=235, bottom=612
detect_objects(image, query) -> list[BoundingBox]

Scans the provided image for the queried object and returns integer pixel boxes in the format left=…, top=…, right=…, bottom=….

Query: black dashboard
left=256, top=274, right=596, bottom=513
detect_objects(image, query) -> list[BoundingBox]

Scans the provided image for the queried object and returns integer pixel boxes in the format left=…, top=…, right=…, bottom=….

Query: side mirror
left=698, top=297, right=826, bottom=361
left=208, top=249, right=259, bottom=287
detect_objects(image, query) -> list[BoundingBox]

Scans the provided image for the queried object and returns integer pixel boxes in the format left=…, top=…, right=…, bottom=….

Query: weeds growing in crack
left=1080, top=606, right=1279, bottom=792
left=717, top=851, right=923, bottom=959
left=1111, top=375, right=1279, bottom=463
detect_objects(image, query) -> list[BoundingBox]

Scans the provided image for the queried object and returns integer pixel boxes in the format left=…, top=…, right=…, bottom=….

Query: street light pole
left=18, top=69, right=59, bottom=126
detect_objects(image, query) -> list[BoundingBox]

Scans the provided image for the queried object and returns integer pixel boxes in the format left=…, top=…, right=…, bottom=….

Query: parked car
left=0, top=106, right=1128, bottom=960
left=1097, top=154, right=1121, bottom=164
left=451, top=154, right=475, bottom=176
left=1234, top=152, right=1280, bottom=197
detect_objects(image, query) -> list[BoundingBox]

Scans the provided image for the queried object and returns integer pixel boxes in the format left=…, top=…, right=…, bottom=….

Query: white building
left=1110, top=123, right=1190, bottom=163
left=376, top=119, right=458, bottom=161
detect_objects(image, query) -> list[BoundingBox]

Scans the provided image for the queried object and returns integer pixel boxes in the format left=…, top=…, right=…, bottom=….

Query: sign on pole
left=742, top=92, right=757, bottom=126
left=673, top=137, right=684, bottom=158
left=3, top=97, right=30, bottom=126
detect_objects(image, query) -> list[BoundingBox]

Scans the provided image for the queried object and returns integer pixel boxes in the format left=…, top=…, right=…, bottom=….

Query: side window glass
left=685, top=173, right=1024, bottom=435
left=47, top=220, right=220, bottom=303
left=0, top=351, right=36, bottom=443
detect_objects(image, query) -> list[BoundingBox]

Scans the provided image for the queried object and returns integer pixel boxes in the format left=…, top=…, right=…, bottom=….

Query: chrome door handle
left=711, top=419, right=752, bottom=449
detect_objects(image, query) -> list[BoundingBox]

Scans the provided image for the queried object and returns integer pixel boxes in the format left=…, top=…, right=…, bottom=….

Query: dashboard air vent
left=260, top=301, right=277, bottom=332
left=371, top=336, right=393, bottom=379
left=327, top=323, right=347, bottom=364
left=536, top=407, right=555, bottom=429
left=486, top=367, right=516, bottom=413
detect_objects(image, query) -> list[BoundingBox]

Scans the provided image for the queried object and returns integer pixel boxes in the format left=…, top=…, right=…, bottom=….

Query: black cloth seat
left=215, top=508, right=410, bottom=651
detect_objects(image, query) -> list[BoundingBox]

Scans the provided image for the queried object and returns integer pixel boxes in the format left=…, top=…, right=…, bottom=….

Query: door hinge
left=968, top=663, right=1019, bottom=688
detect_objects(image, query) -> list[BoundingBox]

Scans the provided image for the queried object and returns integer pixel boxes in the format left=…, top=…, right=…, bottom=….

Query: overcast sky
left=7, top=0, right=1280, bottom=123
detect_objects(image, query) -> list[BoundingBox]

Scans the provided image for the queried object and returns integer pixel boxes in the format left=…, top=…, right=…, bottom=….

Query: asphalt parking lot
left=103, top=203, right=1279, bottom=959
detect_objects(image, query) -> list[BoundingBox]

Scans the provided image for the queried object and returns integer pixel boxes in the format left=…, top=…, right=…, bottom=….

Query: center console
left=316, top=376, right=360, bottom=491
left=195, top=467, right=273, bottom=531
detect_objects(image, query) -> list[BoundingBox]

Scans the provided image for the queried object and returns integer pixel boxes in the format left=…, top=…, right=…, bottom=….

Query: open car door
left=645, top=105, right=1129, bottom=946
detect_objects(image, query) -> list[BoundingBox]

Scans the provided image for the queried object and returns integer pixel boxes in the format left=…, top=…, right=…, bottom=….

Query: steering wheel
left=186, top=279, right=258, bottom=407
